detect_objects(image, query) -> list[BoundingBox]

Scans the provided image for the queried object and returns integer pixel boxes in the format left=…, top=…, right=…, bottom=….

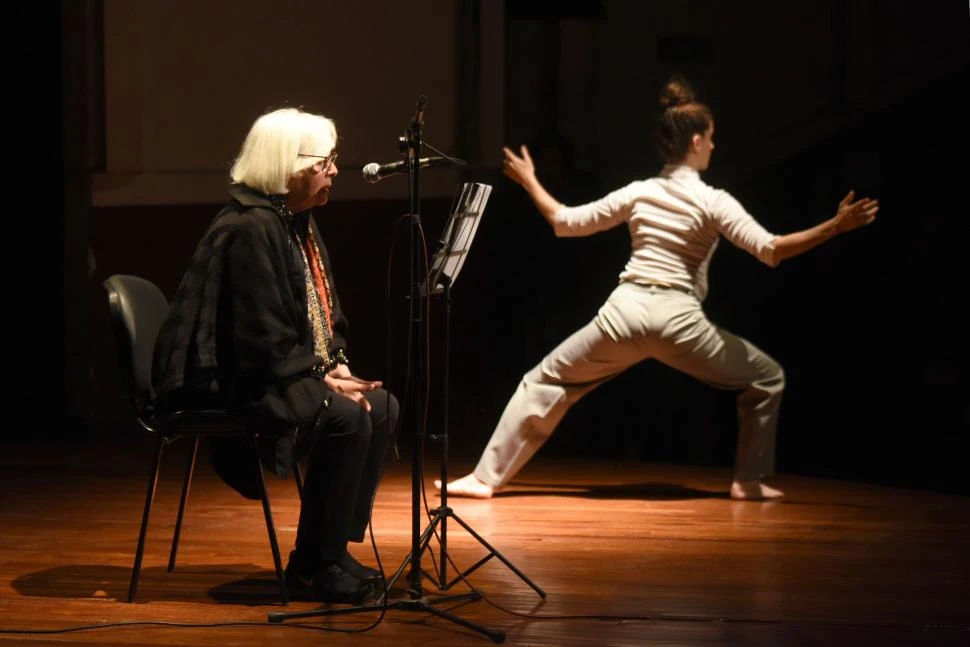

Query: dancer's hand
left=502, top=145, right=537, bottom=187
left=502, top=144, right=564, bottom=224
left=834, top=190, right=879, bottom=234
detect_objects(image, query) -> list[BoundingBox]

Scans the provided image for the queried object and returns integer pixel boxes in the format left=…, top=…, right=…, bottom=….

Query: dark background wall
left=10, top=1, right=969, bottom=496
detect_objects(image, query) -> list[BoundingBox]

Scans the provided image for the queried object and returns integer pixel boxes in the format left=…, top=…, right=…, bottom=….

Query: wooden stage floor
left=1, top=434, right=967, bottom=646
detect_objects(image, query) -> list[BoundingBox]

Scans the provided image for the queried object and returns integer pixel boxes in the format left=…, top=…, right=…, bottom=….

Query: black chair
left=103, top=274, right=303, bottom=604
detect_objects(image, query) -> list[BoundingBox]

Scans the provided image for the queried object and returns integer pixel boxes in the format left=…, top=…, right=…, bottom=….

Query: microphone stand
left=268, top=96, right=506, bottom=644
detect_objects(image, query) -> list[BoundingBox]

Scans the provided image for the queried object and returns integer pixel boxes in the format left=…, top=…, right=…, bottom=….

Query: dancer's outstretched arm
left=771, top=190, right=879, bottom=264
left=502, top=145, right=564, bottom=224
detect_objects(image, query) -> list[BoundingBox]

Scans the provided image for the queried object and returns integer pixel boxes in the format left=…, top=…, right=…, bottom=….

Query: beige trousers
left=473, top=281, right=785, bottom=487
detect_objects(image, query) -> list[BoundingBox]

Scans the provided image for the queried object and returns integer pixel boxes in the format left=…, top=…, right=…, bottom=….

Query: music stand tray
left=421, top=182, right=491, bottom=297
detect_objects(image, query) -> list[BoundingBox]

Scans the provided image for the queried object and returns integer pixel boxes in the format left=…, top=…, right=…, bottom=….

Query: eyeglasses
left=297, top=151, right=338, bottom=173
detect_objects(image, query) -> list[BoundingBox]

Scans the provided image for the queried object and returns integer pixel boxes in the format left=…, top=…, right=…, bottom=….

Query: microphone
left=361, top=156, right=463, bottom=184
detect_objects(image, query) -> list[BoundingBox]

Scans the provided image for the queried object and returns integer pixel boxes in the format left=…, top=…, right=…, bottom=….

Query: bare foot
left=730, top=480, right=784, bottom=501
left=433, top=473, right=495, bottom=499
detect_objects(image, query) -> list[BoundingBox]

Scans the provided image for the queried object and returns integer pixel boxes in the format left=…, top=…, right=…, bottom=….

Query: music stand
left=406, top=181, right=546, bottom=603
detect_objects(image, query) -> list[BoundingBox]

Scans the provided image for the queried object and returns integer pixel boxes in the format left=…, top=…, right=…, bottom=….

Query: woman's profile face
left=286, top=153, right=339, bottom=210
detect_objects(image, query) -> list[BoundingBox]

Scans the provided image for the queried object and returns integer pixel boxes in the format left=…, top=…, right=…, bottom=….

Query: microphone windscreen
left=362, top=162, right=381, bottom=184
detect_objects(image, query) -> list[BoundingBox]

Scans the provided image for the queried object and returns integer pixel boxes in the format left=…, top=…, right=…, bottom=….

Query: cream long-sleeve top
left=551, top=164, right=778, bottom=301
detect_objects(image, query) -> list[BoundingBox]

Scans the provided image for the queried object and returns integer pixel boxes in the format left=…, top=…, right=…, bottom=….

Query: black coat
left=152, top=184, right=348, bottom=495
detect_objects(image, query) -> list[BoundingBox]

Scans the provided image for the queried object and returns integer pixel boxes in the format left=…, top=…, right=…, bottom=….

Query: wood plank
left=1, top=436, right=967, bottom=645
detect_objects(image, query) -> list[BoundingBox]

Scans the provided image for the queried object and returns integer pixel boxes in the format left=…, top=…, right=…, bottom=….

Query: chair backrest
left=103, top=274, right=170, bottom=411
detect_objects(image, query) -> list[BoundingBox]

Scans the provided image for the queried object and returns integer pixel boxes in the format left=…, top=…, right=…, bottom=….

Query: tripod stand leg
left=444, top=509, right=547, bottom=598
left=268, top=601, right=386, bottom=622
left=413, top=597, right=506, bottom=643
left=269, top=594, right=505, bottom=643
left=379, top=511, right=443, bottom=597
left=418, top=275, right=544, bottom=599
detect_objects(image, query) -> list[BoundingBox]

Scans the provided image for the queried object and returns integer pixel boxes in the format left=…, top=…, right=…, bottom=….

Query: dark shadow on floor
left=10, top=564, right=284, bottom=605
left=494, top=481, right=729, bottom=500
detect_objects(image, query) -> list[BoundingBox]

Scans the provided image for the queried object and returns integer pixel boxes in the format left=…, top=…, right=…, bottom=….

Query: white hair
left=229, top=108, right=337, bottom=194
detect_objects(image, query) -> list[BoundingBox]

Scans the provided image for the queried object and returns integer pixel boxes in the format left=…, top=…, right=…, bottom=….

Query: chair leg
left=254, top=443, right=289, bottom=605
left=129, top=435, right=165, bottom=603
left=168, top=435, right=200, bottom=572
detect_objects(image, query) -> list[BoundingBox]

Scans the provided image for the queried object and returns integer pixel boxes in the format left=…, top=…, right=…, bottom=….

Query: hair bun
left=658, top=74, right=697, bottom=112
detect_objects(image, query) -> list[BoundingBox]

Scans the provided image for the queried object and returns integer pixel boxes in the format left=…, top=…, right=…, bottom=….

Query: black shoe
left=338, top=551, right=382, bottom=584
left=283, top=562, right=318, bottom=602
left=285, top=562, right=374, bottom=604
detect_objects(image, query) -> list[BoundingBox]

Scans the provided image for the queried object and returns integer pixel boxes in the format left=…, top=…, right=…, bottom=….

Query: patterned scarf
left=296, top=219, right=335, bottom=369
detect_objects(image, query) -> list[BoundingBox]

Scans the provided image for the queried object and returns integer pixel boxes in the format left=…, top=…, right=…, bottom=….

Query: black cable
left=422, top=140, right=466, bottom=166
left=386, top=214, right=411, bottom=463
left=0, top=621, right=382, bottom=635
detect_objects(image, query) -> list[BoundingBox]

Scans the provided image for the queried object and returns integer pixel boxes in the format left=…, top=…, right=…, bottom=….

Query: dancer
left=437, top=75, right=878, bottom=501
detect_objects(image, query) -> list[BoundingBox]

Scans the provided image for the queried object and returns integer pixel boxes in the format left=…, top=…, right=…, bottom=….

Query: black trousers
left=292, top=388, right=398, bottom=566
